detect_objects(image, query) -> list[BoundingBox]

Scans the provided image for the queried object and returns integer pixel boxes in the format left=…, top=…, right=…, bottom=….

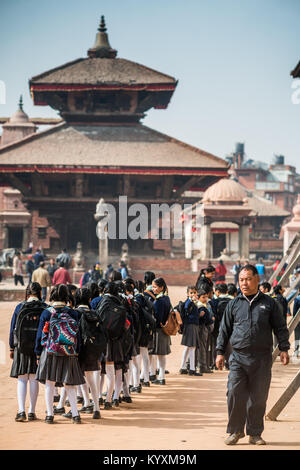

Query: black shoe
left=53, top=406, right=65, bottom=415
left=15, top=412, right=26, bottom=422
left=165, top=370, right=169, bottom=374
left=72, top=415, right=81, bottom=424
left=62, top=410, right=72, bottom=419
left=142, top=381, right=150, bottom=387
left=77, top=396, right=84, bottom=404
left=140, top=378, right=144, bottom=384
left=45, top=415, right=54, bottom=424
left=189, top=370, right=202, bottom=376
left=28, top=413, right=38, bottom=421
left=131, top=386, right=142, bottom=393
left=200, top=367, right=213, bottom=374
left=112, top=399, right=119, bottom=407
left=99, top=397, right=104, bottom=406
left=149, top=375, right=157, bottom=383
left=78, top=405, right=93, bottom=414
left=104, top=402, right=112, bottom=410
left=65, top=400, right=70, bottom=407
left=153, top=379, right=166, bottom=385
left=53, top=395, right=60, bottom=403
left=122, top=396, right=132, bottom=403
left=93, top=411, right=101, bottom=419
left=179, top=368, right=188, bottom=375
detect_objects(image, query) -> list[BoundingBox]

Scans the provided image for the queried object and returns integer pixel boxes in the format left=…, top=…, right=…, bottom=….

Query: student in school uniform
left=143, top=272, right=157, bottom=382
left=179, top=286, right=202, bottom=376
left=151, top=277, right=171, bottom=385
left=195, top=288, right=214, bottom=374
left=9, top=282, right=48, bottom=422
left=35, top=284, right=85, bottom=424
left=74, top=287, right=103, bottom=419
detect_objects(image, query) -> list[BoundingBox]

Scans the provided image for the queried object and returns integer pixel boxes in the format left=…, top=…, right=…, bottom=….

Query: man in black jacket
left=216, top=264, right=290, bottom=446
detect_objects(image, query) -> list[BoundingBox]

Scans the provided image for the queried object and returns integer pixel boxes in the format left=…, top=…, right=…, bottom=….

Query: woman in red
left=215, top=260, right=227, bottom=285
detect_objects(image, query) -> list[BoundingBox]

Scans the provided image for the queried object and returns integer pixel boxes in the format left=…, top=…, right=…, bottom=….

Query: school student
left=35, top=284, right=85, bottom=424
left=151, top=277, right=171, bottom=385
left=135, top=280, right=156, bottom=387
left=74, top=287, right=104, bottom=419
left=195, top=288, right=214, bottom=374
left=143, top=272, right=157, bottom=382
left=179, top=286, right=202, bottom=376
left=9, top=282, right=47, bottom=422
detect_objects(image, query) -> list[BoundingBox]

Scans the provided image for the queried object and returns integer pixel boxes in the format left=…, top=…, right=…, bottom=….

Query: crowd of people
left=8, top=254, right=295, bottom=445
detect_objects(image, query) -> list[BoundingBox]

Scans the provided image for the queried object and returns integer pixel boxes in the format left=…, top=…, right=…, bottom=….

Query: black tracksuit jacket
left=216, top=291, right=290, bottom=356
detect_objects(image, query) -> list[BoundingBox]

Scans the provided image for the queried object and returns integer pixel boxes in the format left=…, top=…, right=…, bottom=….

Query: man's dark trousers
left=227, top=350, right=272, bottom=436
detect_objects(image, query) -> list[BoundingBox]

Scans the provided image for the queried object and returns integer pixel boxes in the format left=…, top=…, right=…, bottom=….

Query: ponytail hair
left=50, top=284, right=69, bottom=303
left=153, top=277, right=167, bottom=293
left=26, top=282, right=42, bottom=301
left=74, top=287, right=91, bottom=308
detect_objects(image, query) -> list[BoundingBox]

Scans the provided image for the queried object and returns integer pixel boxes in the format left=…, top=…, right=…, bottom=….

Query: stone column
left=239, top=223, right=250, bottom=260
left=201, top=219, right=211, bottom=260
left=22, top=225, right=30, bottom=251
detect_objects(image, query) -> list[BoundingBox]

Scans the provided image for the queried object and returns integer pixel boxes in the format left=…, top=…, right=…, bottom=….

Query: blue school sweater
left=153, top=295, right=171, bottom=328
left=182, top=298, right=200, bottom=326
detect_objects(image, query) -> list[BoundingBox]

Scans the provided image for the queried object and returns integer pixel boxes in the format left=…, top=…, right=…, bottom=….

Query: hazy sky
left=0, top=0, right=299, bottom=171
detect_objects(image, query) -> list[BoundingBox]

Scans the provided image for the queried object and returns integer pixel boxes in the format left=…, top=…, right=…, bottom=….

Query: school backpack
left=42, top=307, right=79, bottom=356
left=138, top=301, right=156, bottom=345
left=13, top=301, right=45, bottom=355
left=162, top=307, right=182, bottom=336
left=78, top=308, right=107, bottom=357
left=97, top=297, right=128, bottom=341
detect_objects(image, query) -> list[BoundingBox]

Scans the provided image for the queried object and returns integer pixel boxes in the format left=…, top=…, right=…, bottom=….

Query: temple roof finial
left=18, top=95, right=23, bottom=111
left=88, top=15, right=117, bottom=59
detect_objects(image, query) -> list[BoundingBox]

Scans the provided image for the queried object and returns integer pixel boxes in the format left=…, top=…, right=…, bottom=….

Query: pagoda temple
left=0, top=17, right=228, bottom=256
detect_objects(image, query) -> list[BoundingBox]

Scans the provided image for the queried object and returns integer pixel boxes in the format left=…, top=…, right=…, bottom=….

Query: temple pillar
left=22, top=225, right=30, bottom=251
left=201, top=221, right=211, bottom=260
left=239, top=223, right=250, bottom=260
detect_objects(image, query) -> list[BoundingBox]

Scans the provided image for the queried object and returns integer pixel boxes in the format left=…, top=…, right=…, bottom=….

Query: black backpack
left=14, top=301, right=45, bottom=355
left=97, top=296, right=128, bottom=341
left=78, top=308, right=107, bottom=357
left=139, top=302, right=156, bottom=346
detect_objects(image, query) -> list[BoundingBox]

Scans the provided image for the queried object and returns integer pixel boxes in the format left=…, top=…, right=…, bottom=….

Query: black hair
left=124, top=281, right=134, bottom=294
left=39, top=261, right=45, bottom=267
left=135, top=280, right=145, bottom=293
left=74, top=287, right=91, bottom=308
left=197, top=288, right=208, bottom=297
left=59, top=261, right=65, bottom=268
left=260, top=282, right=271, bottom=292
left=215, top=283, right=228, bottom=294
left=197, top=281, right=211, bottom=295
left=273, top=284, right=283, bottom=295
left=88, top=281, right=100, bottom=299
left=25, top=282, right=42, bottom=301
left=153, top=277, right=167, bottom=293
left=67, top=284, right=77, bottom=293
left=227, top=283, right=238, bottom=297
left=104, top=281, right=120, bottom=297
left=115, top=280, right=125, bottom=294
left=239, top=264, right=259, bottom=277
left=50, top=284, right=69, bottom=303
left=109, top=270, right=122, bottom=282
left=144, top=271, right=156, bottom=286
left=187, top=285, right=197, bottom=293
left=98, top=278, right=108, bottom=294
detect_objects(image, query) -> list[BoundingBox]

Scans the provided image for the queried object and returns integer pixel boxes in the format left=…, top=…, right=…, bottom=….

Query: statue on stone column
left=73, top=241, right=85, bottom=270
left=94, top=198, right=109, bottom=268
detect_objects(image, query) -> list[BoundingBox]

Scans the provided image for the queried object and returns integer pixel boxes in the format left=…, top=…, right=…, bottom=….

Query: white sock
left=17, top=374, right=28, bottom=414
left=123, top=371, right=130, bottom=398
left=149, top=355, right=157, bottom=376
left=113, top=369, right=123, bottom=400
left=140, top=347, right=150, bottom=382
left=64, top=385, right=78, bottom=417
left=80, top=381, right=90, bottom=407
left=45, top=380, right=55, bottom=416
left=181, top=346, right=189, bottom=370
left=85, top=371, right=99, bottom=412
left=99, top=374, right=105, bottom=397
left=157, top=355, right=166, bottom=380
left=189, top=347, right=196, bottom=371
left=132, top=355, right=141, bottom=387
left=105, top=364, right=115, bottom=403
left=58, top=387, right=67, bottom=408
left=28, top=374, right=39, bottom=414
left=54, top=386, right=59, bottom=397
left=128, top=360, right=133, bottom=386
